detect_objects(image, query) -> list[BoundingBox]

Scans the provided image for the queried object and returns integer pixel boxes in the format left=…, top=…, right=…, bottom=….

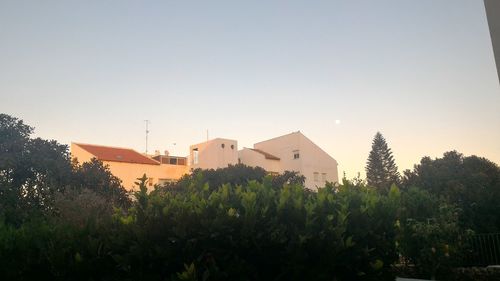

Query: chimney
left=164, top=150, right=169, bottom=156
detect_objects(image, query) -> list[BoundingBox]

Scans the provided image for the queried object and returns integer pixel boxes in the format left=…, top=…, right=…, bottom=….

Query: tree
left=270, top=170, right=305, bottom=188
left=71, top=158, right=130, bottom=207
left=403, top=151, right=500, bottom=232
left=153, top=164, right=307, bottom=197
left=0, top=114, right=32, bottom=222
left=398, top=201, right=469, bottom=280
left=0, top=114, right=74, bottom=224
left=365, top=132, right=400, bottom=191
left=0, top=113, right=129, bottom=225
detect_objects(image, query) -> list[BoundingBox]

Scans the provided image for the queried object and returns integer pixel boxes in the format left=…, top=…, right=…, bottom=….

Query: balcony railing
left=152, top=155, right=187, bottom=166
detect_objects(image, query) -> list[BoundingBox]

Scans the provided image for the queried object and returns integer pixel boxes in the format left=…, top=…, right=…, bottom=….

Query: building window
left=193, top=148, right=199, bottom=165
left=148, top=177, right=154, bottom=186
left=177, top=158, right=186, bottom=165
left=322, top=173, right=327, bottom=181
left=221, top=143, right=225, bottom=148
left=231, top=144, right=234, bottom=149
left=313, top=172, right=319, bottom=182
left=293, top=150, right=300, bottom=159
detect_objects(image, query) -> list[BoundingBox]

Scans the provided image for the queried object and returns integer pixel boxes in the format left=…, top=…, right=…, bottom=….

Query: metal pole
left=145, top=120, right=150, bottom=154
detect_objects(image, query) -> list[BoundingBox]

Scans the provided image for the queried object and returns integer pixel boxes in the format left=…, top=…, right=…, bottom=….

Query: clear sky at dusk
left=1, top=0, right=499, bottom=178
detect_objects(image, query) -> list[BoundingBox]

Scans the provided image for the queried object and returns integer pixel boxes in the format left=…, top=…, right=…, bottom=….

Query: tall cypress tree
left=365, top=132, right=400, bottom=190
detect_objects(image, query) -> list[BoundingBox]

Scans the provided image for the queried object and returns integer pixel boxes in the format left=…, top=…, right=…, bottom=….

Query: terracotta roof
left=75, top=143, right=160, bottom=165
left=249, top=148, right=280, bottom=160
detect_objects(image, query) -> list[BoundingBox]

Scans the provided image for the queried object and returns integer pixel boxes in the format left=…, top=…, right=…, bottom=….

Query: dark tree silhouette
left=403, top=151, right=500, bottom=233
left=365, top=132, right=400, bottom=191
left=0, top=113, right=129, bottom=225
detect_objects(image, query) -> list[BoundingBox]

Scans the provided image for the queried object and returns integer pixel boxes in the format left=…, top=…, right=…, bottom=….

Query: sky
left=1, top=0, right=499, bottom=178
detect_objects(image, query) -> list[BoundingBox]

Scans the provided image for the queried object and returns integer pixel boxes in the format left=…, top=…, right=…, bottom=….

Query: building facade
left=189, top=138, right=238, bottom=170
left=71, top=132, right=338, bottom=191
left=71, top=143, right=188, bottom=191
left=238, top=148, right=281, bottom=174
left=239, top=132, right=338, bottom=190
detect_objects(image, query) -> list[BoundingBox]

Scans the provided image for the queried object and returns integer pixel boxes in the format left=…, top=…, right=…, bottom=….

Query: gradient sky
left=1, top=0, right=499, bottom=178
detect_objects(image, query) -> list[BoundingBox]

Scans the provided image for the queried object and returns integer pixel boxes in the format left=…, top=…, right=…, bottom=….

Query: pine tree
left=365, top=132, right=400, bottom=190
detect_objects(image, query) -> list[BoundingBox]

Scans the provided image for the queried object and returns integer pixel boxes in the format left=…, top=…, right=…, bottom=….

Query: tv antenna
left=144, top=120, right=150, bottom=154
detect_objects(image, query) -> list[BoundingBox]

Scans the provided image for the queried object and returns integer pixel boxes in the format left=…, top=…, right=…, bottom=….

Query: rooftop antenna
left=144, top=120, right=150, bottom=154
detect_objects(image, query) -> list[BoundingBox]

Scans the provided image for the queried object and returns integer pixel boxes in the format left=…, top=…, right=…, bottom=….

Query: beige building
left=239, top=132, right=338, bottom=190
left=189, top=138, right=238, bottom=170
left=71, top=132, right=338, bottom=191
left=71, top=143, right=188, bottom=191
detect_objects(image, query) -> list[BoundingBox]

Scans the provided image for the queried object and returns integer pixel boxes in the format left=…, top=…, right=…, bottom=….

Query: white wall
left=253, top=132, right=302, bottom=173
left=238, top=148, right=280, bottom=173
left=189, top=138, right=238, bottom=170
left=297, top=133, right=339, bottom=190
left=252, top=132, right=338, bottom=190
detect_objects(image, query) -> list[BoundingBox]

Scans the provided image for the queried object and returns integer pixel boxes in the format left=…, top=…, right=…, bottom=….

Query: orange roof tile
left=75, top=143, right=160, bottom=165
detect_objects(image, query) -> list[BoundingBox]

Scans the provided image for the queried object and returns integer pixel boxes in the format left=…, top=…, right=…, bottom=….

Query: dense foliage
left=365, top=132, right=400, bottom=191
left=0, top=113, right=129, bottom=225
left=396, top=151, right=500, bottom=279
left=0, top=174, right=398, bottom=280
left=397, top=187, right=472, bottom=279
left=2, top=114, right=500, bottom=280
left=155, top=165, right=306, bottom=195
left=403, top=151, right=500, bottom=233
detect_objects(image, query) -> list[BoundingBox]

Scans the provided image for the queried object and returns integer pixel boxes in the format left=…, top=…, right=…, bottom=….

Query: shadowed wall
left=485, top=0, right=500, bottom=83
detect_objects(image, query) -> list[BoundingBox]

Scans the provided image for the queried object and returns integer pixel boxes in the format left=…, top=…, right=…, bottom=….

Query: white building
left=71, top=132, right=338, bottom=189
left=189, top=138, right=238, bottom=170
left=188, top=132, right=339, bottom=190
left=240, top=131, right=339, bottom=190
left=73, top=132, right=338, bottom=191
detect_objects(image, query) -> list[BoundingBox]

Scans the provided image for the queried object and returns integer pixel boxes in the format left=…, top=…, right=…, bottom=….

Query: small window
left=221, top=143, right=225, bottom=148
left=293, top=150, right=300, bottom=159
left=231, top=144, right=234, bottom=149
left=148, top=177, right=154, bottom=186
left=193, top=148, right=199, bottom=165
left=313, top=172, right=319, bottom=182
left=322, top=173, right=327, bottom=181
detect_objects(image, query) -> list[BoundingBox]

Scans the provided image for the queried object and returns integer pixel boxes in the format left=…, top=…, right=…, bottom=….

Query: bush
left=0, top=170, right=399, bottom=281
left=397, top=187, right=473, bottom=279
left=108, top=175, right=398, bottom=280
